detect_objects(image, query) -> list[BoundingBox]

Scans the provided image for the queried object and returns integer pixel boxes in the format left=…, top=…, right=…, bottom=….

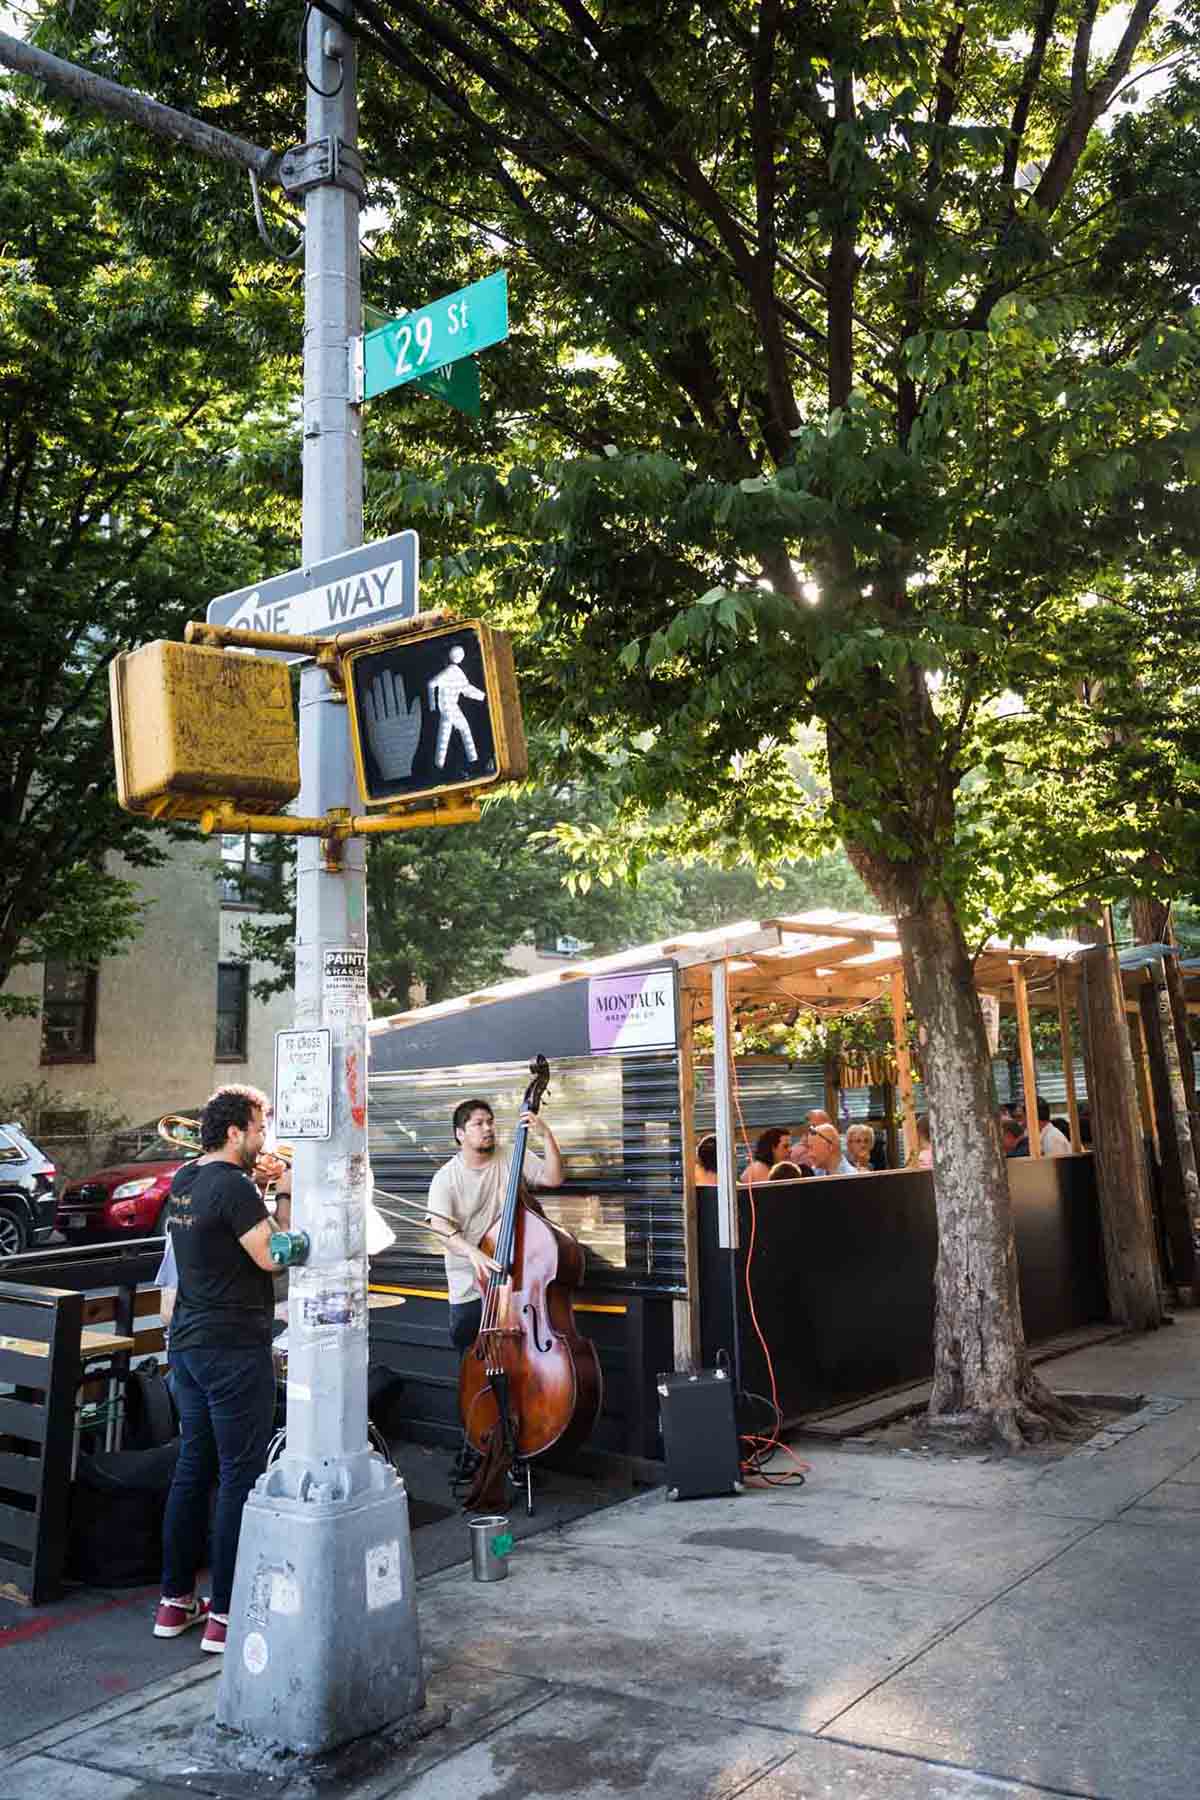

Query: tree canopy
left=27, top=0, right=1200, bottom=930
left=0, top=99, right=296, bottom=1015
left=24, top=0, right=1200, bottom=1436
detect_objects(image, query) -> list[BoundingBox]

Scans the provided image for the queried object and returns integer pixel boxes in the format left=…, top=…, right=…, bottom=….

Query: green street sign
left=356, top=272, right=507, bottom=404
left=415, top=355, right=480, bottom=419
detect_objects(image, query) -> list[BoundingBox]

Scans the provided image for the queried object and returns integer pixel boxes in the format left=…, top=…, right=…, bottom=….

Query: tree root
left=926, top=1370, right=1080, bottom=1452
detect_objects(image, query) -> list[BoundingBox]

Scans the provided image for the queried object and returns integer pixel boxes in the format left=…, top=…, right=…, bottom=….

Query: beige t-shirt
left=427, top=1149, right=547, bottom=1304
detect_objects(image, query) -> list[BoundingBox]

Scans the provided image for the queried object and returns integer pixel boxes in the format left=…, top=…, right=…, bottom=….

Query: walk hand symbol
left=364, top=668, right=422, bottom=779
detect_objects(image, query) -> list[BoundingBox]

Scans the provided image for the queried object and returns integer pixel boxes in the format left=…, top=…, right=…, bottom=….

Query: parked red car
left=56, top=1136, right=197, bottom=1240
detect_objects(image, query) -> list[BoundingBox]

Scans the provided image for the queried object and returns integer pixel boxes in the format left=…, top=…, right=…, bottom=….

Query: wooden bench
left=0, top=1283, right=84, bottom=1604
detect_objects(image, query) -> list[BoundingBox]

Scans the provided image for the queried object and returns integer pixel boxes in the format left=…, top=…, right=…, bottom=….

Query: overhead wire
left=299, top=0, right=346, bottom=96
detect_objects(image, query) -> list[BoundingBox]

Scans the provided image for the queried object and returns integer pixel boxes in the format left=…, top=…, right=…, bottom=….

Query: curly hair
left=200, top=1084, right=270, bottom=1153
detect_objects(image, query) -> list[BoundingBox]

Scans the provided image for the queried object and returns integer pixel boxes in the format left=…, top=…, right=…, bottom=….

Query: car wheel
left=0, top=1203, right=31, bottom=1258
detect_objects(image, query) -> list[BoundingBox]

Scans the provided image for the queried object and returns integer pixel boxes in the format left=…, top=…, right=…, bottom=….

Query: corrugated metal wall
left=693, top=1054, right=1093, bottom=1168
left=369, top=1043, right=1124, bottom=1300
left=369, top=1050, right=687, bottom=1296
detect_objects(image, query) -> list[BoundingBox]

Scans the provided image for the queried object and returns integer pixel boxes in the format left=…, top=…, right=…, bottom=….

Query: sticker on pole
left=274, top=1027, right=333, bottom=1140
left=322, top=947, right=368, bottom=1029
left=365, top=1539, right=405, bottom=1611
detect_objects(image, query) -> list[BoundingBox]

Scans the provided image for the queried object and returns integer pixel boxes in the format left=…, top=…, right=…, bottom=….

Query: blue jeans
left=161, top=1344, right=275, bottom=1615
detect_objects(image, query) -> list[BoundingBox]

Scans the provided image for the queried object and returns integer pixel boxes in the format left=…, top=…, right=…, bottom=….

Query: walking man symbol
left=428, top=646, right=486, bottom=768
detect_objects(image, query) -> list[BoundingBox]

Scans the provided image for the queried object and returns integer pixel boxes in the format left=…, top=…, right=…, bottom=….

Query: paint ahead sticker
left=322, top=946, right=369, bottom=1028
left=243, top=1630, right=269, bottom=1674
left=365, top=1539, right=404, bottom=1611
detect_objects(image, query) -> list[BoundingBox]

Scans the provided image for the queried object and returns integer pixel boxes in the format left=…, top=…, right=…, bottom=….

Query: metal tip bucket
left=468, top=1513, right=513, bottom=1581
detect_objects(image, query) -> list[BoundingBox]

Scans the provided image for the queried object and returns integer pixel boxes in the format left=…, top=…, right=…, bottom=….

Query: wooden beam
left=890, top=969, right=920, bottom=1166
left=837, top=951, right=907, bottom=977
left=1055, top=964, right=1082, bottom=1152
left=1010, top=960, right=1042, bottom=1158
left=768, top=910, right=901, bottom=941
left=747, top=939, right=870, bottom=974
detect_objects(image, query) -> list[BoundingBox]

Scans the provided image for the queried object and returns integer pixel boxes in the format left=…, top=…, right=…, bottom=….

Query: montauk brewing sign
left=587, top=966, right=677, bottom=1054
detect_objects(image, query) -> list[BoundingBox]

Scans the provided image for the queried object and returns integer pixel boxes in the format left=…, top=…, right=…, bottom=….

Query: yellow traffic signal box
left=344, top=619, right=527, bottom=810
left=109, top=641, right=300, bottom=821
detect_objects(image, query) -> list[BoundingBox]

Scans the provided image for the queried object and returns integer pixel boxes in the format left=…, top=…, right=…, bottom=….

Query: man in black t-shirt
left=154, top=1085, right=291, bottom=1656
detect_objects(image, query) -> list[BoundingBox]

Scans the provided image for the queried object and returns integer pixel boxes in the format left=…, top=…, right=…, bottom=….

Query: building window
left=216, top=963, right=249, bottom=1060
left=42, top=962, right=98, bottom=1063
left=220, top=833, right=282, bottom=908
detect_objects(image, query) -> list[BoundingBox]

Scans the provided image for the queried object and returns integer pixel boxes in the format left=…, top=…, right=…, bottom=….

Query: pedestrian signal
left=344, top=620, right=527, bottom=809
left=109, top=641, right=300, bottom=821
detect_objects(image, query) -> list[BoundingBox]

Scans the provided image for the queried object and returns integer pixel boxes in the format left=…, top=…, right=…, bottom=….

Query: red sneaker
left=154, top=1595, right=210, bottom=1638
left=201, top=1612, right=228, bottom=1655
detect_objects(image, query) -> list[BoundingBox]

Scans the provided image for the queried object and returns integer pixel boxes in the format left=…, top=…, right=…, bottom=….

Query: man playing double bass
left=427, top=1096, right=564, bottom=1351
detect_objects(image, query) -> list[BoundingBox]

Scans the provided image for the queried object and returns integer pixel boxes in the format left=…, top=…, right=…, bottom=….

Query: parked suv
left=0, top=1122, right=58, bottom=1257
left=56, top=1134, right=197, bottom=1242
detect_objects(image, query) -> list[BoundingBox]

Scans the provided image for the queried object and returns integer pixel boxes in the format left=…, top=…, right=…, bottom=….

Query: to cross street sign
left=206, top=532, right=419, bottom=660
left=354, top=271, right=508, bottom=404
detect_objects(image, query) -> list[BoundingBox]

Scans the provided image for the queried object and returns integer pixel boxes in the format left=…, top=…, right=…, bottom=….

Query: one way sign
left=206, top=532, right=418, bottom=660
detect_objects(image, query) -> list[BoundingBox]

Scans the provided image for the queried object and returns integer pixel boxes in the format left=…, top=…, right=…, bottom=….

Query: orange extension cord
left=722, top=966, right=810, bottom=1489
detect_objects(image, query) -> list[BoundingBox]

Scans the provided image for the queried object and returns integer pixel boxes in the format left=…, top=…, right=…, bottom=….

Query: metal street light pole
left=214, top=4, right=424, bottom=1750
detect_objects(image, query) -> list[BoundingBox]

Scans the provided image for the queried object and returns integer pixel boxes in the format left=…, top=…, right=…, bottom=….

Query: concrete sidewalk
left=4, top=1318, right=1199, bottom=1800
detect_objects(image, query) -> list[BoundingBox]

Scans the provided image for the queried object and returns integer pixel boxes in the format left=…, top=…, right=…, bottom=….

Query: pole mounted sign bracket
left=279, top=135, right=365, bottom=198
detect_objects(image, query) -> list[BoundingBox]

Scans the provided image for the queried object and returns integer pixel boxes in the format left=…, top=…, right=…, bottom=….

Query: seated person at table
left=914, top=1114, right=933, bottom=1169
left=800, top=1122, right=856, bottom=1176
left=1019, top=1097, right=1072, bottom=1156
left=1001, top=1117, right=1029, bottom=1158
left=694, top=1133, right=718, bottom=1187
left=845, top=1123, right=876, bottom=1171
left=743, top=1125, right=792, bottom=1187
left=768, top=1160, right=807, bottom=1181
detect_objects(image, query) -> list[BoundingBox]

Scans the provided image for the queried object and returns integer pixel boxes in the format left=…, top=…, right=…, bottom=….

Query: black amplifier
left=657, top=1368, right=741, bottom=1501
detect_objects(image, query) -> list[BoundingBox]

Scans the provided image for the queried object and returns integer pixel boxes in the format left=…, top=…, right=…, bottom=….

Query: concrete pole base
left=215, top=1455, right=425, bottom=1755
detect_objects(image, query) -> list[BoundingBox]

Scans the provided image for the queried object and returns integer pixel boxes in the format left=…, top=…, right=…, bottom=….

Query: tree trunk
left=1138, top=983, right=1193, bottom=1297
left=898, top=895, right=1074, bottom=1447
left=1148, top=958, right=1199, bottom=1287
left=1162, top=952, right=1200, bottom=1179
left=1131, top=896, right=1200, bottom=1187
left=1076, top=920, right=1163, bottom=1328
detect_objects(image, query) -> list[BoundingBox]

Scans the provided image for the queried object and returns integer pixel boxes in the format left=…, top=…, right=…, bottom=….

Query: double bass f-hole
left=523, top=1300, right=552, bottom=1354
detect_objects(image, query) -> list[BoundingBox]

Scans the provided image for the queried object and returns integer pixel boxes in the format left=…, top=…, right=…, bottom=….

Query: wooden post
left=890, top=969, right=920, bottom=1165
left=1009, top=960, right=1042, bottom=1158
left=674, top=1000, right=701, bottom=1371
left=1130, top=1006, right=1161, bottom=1161
left=1055, top=965, right=1082, bottom=1152
left=823, top=1059, right=840, bottom=1129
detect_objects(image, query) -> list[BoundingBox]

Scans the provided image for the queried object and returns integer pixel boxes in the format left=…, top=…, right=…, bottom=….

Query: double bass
left=458, top=1055, right=602, bottom=1507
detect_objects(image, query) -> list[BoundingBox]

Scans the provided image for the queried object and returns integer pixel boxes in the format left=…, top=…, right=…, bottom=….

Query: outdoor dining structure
left=365, top=910, right=1200, bottom=1463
